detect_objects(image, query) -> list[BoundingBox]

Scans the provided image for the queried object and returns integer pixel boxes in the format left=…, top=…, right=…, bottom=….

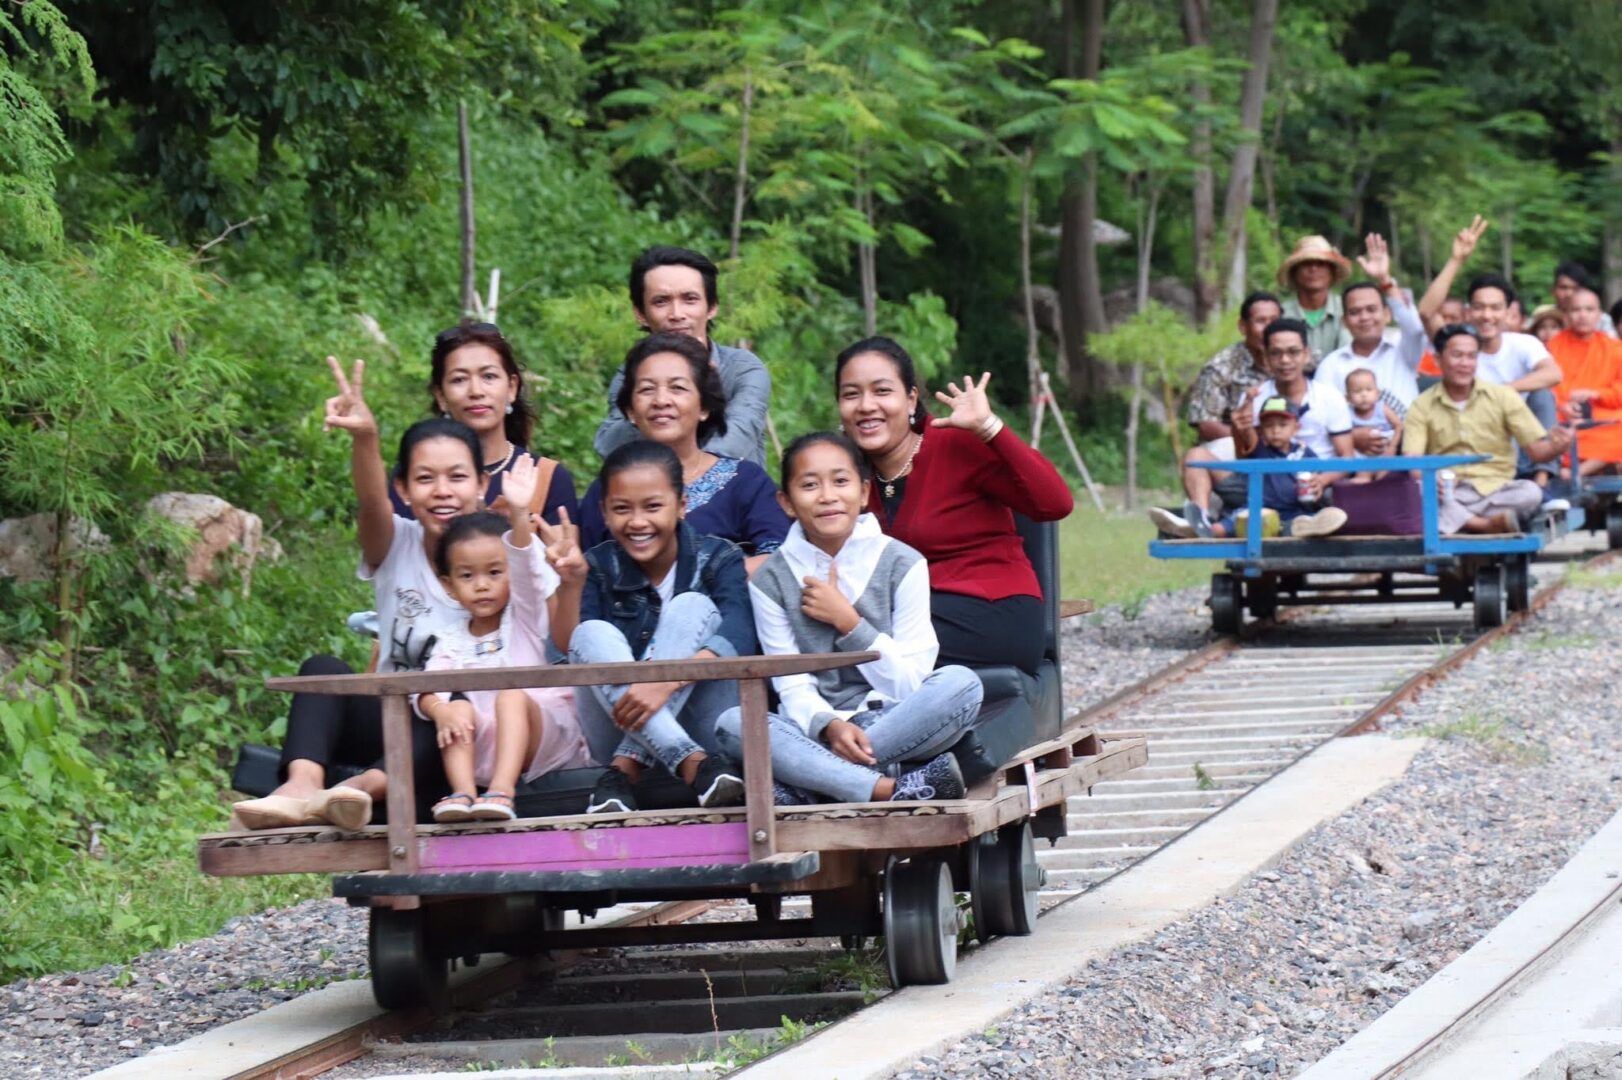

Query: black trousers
left=278, top=654, right=449, bottom=820
left=930, top=592, right=1045, bottom=677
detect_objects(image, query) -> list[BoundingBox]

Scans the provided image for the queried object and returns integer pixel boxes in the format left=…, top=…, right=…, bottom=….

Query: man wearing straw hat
left=1278, top=234, right=1354, bottom=363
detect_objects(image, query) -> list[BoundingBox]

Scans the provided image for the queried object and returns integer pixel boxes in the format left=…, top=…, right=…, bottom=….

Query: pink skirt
left=467, top=686, right=592, bottom=786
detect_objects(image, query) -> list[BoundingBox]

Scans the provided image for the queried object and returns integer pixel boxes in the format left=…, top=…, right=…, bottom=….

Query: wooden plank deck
left=198, top=733, right=1147, bottom=879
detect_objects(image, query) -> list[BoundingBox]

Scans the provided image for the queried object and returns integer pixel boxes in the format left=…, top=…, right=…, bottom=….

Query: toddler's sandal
left=432, top=792, right=478, bottom=823
left=471, top=791, right=517, bottom=821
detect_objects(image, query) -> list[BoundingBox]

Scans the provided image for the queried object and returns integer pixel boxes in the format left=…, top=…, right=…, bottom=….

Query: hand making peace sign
left=323, top=356, right=377, bottom=439
left=932, top=372, right=996, bottom=432
left=537, top=508, right=587, bottom=586
left=1451, top=215, right=1489, bottom=264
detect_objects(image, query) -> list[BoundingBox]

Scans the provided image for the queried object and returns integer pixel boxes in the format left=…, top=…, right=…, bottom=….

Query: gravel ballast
left=901, top=565, right=1622, bottom=1079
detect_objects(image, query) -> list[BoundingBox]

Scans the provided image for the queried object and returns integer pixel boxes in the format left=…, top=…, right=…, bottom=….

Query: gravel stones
left=0, top=899, right=367, bottom=1077
left=902, top=569, right=1622, bottom=1078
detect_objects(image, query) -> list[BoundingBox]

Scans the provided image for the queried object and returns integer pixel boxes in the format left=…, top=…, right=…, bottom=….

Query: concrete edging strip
left=1298, top=803, right=1622, bottom=1080
left=737, top=734, right=1428, bottom=1080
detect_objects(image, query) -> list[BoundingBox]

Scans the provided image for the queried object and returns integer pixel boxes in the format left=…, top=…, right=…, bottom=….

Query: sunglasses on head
left=434, top=321, right=503, bottom=345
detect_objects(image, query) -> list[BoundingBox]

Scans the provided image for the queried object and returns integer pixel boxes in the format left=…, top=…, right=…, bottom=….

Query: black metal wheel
left=1209, top=574, right=1242, bottom=635
left=1473, top=564, right=1506, bottom=630
left=1505, top=554, right=1531, bottom=613
left=883, top=856, right=959, bottom=987
left=971, top=821, right=1042, bottom=939
left=1607, top=503, right=1622, bottom=550
left=1246, top=576, right=1279, bottom=620
left=369, top=906, right=448, bottom=1010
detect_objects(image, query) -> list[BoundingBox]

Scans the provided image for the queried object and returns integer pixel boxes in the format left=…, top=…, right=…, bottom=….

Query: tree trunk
left=857, top=184, right=877, bottom=336
left=1218, top=0, right=1279, bottom=305
left=1389, top=204, right=1402, bottom=280
left=1020, top=152, right=1042, bottom=442
left=729, top=74, right=754, bottom=261
left=1182, top=0, right=1218, bottom=324
left=457, top=100, right=478, bottom=318
left=1125, top=182, right=1160, bottom=512
left=1057, top=0, right=1107, bottom=398
left=1420, top=225, right=1433, bottom=284
left=1607, top=128, right=1622, bottom=306
left=1501, top=209, right=1515, bottom=283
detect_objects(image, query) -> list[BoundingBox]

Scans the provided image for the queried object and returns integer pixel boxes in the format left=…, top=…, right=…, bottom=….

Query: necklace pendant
left=884, top=482, right=895, bottom=499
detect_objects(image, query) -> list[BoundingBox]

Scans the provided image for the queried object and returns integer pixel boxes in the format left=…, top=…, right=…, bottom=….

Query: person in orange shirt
left=1547, top=287, right=1622, bottom=474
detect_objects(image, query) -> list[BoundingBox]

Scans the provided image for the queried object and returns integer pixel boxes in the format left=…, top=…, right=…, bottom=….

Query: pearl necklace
left=874, top=432, right=922, bottom=500
left=484, top=442, right=517, bottom=476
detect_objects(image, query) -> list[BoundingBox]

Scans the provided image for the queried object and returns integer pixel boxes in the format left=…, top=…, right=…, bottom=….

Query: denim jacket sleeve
left=699, top=540, right=758, bottom=657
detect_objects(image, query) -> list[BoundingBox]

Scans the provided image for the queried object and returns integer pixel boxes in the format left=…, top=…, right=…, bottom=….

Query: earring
left=505, top=404, right=514, bottom=415
left=441, top=411, right=450, bottom=419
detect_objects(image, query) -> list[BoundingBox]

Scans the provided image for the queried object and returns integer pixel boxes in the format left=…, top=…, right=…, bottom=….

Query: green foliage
left=0, top=0, right=92, bottom=256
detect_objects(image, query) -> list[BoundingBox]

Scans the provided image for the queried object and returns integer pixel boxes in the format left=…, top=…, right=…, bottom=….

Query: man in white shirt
left=1240, top=320, right=1355, bottom=461
left=1312, top=236, right=1427, bottom=453
left=1466, top=273, right=1563, bottom=488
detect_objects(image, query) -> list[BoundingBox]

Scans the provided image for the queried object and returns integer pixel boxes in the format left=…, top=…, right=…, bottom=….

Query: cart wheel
left=369, top=906, right=448, bottom=1011
left=883, top=856, right=959, bottom=987
left=1209, top=574, right=1242, bottom=635
left=1607, top=503, right=1622, bottom=550
left=1505, top=555, right=1531, bottom=613
left=972, top=821, right=1042, bottom=939
left=1246, top=577, right=1279, bottom=620
left=1473, top=564, right=1506, bottom=630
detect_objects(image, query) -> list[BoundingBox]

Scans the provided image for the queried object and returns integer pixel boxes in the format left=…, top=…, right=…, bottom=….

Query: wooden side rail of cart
left=247, top=652, right=876, bottom=898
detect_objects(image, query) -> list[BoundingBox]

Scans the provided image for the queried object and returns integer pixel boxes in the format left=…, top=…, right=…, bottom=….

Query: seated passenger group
left=233, top=244, right=1071, bottom=832
left=1151, top=217, right=1620, bottom=542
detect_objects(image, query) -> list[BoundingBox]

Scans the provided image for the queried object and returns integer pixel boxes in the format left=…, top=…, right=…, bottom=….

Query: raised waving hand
left=932, top=372, right=996, bottom=433
left=324, top=356, right=377, bottom=438
left=1357, top=233, right=1392, bottom=285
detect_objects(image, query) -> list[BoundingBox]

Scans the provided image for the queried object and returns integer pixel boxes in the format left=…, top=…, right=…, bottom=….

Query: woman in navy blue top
left=389, top=322, right=580, bottom=525
left=578, top=333, right=788, bottom=572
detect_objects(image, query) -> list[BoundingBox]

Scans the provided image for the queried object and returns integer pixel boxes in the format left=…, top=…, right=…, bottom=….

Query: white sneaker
left=1148, top=506, right=1196, bottom=539
left=1290, top=507, right=1348, bottom=538
left=1541, top=497, right=1571, bottom=512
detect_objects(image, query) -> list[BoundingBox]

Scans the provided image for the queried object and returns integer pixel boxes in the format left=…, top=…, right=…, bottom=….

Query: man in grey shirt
left=594, top=245, right=771, bottom=467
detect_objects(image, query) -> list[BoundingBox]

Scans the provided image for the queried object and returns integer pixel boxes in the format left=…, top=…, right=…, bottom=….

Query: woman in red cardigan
left=835, top=337, right=1074, bottom=674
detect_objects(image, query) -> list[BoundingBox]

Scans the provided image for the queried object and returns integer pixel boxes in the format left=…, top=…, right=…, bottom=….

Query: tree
left=1056, top=0, right=1108, bottom=400
left=0, top=0, right=92, bottom=257
left=1218, top=0, right=1278, bottom=303
left=1181, top=0, right=1219, bottom=323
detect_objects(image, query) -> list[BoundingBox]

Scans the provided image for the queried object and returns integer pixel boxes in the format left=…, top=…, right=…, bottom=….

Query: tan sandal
left=471, top=791, right=517, bottom=822
left=432, top=792, right=478, bottom=823
left=231, top=795, right=316, bottom=830
left=305, top=787, right=373, bottom=830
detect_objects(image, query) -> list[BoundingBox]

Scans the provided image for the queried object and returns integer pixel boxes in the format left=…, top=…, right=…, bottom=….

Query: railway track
left=117, top=530, right=1612, bottom=1080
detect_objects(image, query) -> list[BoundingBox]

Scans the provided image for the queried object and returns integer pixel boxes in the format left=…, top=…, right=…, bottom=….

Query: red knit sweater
left=866, top=425, right=1073, bottom=601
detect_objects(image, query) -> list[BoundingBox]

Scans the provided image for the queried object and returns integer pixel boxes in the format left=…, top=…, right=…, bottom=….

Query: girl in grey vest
left=715, top=433, right=982, bottom=803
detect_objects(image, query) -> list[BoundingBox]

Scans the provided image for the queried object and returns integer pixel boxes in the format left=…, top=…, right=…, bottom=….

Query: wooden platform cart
left=198, top=654, right=1147, bottom=1008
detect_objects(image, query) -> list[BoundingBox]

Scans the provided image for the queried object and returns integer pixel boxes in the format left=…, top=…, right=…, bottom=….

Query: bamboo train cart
left=1148, top=454, right=1581, bottom=634
left=198, top=654, right=1148, bottom=1009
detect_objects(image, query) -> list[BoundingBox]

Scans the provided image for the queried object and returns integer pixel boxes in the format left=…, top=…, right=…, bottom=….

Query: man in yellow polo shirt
left=1404, top=324, right=1572, bottom=534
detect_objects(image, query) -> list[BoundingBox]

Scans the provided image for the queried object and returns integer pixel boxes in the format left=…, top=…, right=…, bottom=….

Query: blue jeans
left=569, top=593, right=738, bottom=774
left=714, top=665, right=983, bottom=804
left=1518, top=389, right=1558, bottom=479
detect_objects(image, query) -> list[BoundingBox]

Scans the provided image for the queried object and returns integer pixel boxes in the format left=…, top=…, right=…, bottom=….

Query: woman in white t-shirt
left=233, top=359, right=484, bottom=831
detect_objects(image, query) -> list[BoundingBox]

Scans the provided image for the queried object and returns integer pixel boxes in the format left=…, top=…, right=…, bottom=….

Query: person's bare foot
left=1463, top=509, right=1520, bottom=534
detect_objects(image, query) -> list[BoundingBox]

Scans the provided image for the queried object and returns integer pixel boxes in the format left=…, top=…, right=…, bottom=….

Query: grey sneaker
left=692, top=755, right=745, bottom=808
left=1181, top=499, right=1216, bottom=537
left=891, top=753, right=966, bottom=802
left=1289, top=506, right=1348, bottom=538
left=1148, top=506, right=1196, bottom=539
left=773, top=782, right=814, bottom=806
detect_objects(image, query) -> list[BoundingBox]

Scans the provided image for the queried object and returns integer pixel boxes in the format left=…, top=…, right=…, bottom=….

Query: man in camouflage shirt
left=1184, top=291, right=1282, bottom=447
left=1152, top=291, right=1282, bottom=536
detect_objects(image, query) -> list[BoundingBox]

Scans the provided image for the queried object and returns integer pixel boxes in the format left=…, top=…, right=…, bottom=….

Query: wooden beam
left=266, top=652, right=878, bottom=697
left=382, top=694, right=420, bottom=880
left=738, top=678, right=775, bottom=862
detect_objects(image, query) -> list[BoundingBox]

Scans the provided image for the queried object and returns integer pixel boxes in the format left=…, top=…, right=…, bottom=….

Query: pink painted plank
left=419, top=821, right=750, bottom=873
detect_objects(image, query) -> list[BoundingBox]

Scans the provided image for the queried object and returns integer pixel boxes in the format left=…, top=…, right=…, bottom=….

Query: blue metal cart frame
left=1148, top=454, right=1573, bottom=633
left=1566, top=440, right=1622, bottom=550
